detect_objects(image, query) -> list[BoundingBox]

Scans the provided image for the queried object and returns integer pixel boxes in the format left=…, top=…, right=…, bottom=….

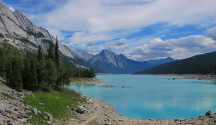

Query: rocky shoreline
left=189, top=74, right=216, bottom=81
left=165, top=74, right=216, bottom=81
left=66, top=97, right=216, bottom=125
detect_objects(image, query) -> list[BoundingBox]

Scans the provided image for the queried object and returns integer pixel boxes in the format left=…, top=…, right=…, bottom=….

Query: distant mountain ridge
left=80, top=50, right=175, bottom=74
left=0, top=2, right=88, bottom=68
left=135, top=51, right=216, bottom=74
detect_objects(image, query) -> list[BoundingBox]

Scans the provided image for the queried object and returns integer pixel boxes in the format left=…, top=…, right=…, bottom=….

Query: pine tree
left=37, top=45, right=43, bottom=62
left=30, top=60, right=38, bottom=91
left=37, top=60, right=47, bottom=90
left=48, top=41, right=55, bottom=62
left=12, top=57, right=23, bottom=91
left=55, top=38, right=60, bottom=70
left=46, top=59, right=57, bottom=90
left=6, top=59, right=13, bottom=86
left=22, top=59, right=31, bottom=90
left=0, top=48, right=6, bottom=78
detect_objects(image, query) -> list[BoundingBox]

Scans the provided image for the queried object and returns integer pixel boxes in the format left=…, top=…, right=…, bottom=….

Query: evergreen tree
left=37, top=60, right=47, bottom=90
left=29, top=60, right=38, bottom=91
left=55, top=39, right=60, bottom=70
left=0, top=48, right=6, bottom=78
left=48, top=41, right=55, bottom=61
left=11, top=57, right=23, bottom=91
left=37, top=45, right=43, bottom=62
left=22, top=59, right=31, bottom=90
left=6, top=59, right=13, bottom=86
left=46, top=59, right=57, bottom=90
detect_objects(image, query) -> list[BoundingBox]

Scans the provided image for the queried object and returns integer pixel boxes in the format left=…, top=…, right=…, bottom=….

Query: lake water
left=68, top=75, right=216, bottom=120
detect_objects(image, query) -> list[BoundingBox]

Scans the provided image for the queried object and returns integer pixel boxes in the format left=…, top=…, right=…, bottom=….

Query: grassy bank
left=24, top=88, right=85, bottom=124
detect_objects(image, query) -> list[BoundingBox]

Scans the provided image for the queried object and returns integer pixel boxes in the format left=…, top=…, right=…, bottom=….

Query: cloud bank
left=5, top=0, right=216, bottom=61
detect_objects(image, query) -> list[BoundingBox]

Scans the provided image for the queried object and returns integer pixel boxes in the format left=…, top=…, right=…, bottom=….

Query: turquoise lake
left=68, top=75, right=216, bottom=120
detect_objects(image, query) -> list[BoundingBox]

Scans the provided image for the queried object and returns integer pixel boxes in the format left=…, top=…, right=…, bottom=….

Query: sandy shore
left=65, top=77, right=216, bottom=125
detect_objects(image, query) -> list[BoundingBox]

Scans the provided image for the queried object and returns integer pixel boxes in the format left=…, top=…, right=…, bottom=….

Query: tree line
left=0, top=40, right=95, bottom=92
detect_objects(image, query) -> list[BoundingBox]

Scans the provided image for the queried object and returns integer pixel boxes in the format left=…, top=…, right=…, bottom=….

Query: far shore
left=158, top=74, right=216, bottom=81
left=67, top=76, right=216, bottom=125
left=135, top=74, right=216, bottom=81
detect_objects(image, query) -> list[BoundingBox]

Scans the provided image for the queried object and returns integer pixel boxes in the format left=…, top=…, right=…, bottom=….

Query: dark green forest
left=0, top=42, right=95, bottom=92
left=135, top=51, right=216, bottom=74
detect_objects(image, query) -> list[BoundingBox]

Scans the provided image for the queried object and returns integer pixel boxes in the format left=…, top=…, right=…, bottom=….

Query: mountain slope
left=148, top=57, right=176, bottom=66
left=135, top=51, right=216, bottom=74
left=0, top=2, right=87, bottom=68
left=80, top=50, right=175, bottom=74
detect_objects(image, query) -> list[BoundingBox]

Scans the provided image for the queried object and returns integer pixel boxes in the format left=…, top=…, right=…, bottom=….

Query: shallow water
left=68, top=75, right=216, bottom=120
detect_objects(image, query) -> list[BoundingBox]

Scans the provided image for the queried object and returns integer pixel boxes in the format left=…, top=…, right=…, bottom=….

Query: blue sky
left=3, top=0, right=216, bottom=61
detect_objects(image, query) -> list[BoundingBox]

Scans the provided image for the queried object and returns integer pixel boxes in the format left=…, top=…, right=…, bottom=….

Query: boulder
left=86, top=99, right=93, bottom=104
left=75, top=106, right=87, bottom=114
left=32, top=108, right=38, bottom=114
left=44, top=112, right=53, bottom=121
left=205, top=110, right=213, bottom=117
left=16, top=92, right=24, bottom=98
left=47, top=121, right=52, bottom=125
left=5, top=109, right=11, bottom=114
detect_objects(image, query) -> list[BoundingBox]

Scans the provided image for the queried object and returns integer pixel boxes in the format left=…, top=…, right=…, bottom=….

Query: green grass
left=24, top=88, right=84, bottom=121
left=0, top=81, right=5, bottom=86
left=25, top=114, right=48, bottom=125
left=1, top=92, right=15, bottom=100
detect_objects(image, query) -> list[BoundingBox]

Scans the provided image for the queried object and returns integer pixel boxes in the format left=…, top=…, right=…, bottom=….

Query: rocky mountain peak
left=100, top=49, right=115, bottom=56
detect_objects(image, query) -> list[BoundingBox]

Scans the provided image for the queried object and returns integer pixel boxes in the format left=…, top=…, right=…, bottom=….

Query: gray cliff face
left=0, top=2, right=79, bottom=60
left=79, top=52, right=94, bottom=61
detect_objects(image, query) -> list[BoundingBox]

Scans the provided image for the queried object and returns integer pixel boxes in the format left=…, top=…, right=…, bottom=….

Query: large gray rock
left=75, top=106, right=87, bottom=114
left=205, top=110, right=213, bottom=117
left=32, top=108, right=38, bottom=114
left=44, top=112, right=53, bottom=121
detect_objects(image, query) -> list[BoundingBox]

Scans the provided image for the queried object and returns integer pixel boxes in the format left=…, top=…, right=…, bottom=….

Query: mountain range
left=80, top=50, right=175, bottom=74
left=135, top=51, right=216, bottom=74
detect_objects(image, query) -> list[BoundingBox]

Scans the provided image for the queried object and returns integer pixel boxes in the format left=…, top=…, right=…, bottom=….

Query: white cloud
left=41, top=0, right=216, bottom=32
left=132, top=35, right=216, bottom=60
left=28, top=0, right=216, bottom=61
left=207, top=27, right=216, bottom=40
